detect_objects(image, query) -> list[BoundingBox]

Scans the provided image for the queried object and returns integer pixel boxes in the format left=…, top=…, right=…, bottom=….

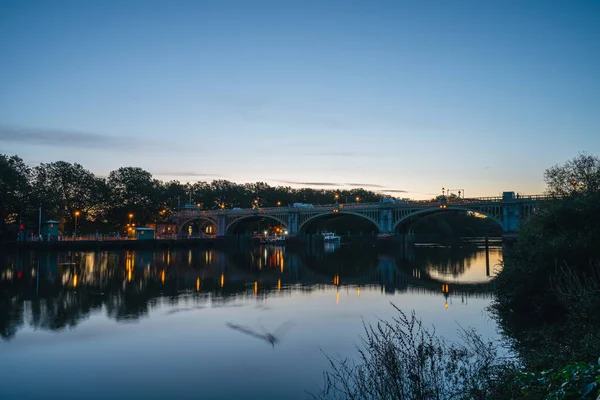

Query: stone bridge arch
left=393, top=206, right=504, bottom=234
left=179, top=216, right=218, bottom=233
left=298, top=210, right=381, bottom=234
left=226, top=214, right=289, bottom=234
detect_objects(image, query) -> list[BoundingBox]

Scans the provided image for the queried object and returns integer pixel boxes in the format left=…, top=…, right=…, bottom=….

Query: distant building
left=146, top=222, right=177, bottom=238
left=135, top=227, right=155, bottom=240
left=41, top=220, right=60, bottom=241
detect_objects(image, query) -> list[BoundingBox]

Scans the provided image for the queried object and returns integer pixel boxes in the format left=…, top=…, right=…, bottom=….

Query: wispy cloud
left=274, top=180, right=339, bottom=186
left=345, top=183, right=386, bottom=188
left=153, top=171, right=221, bottom=178
left=379, top=189, right=409, bottom=193
left=0, top=125, right=165, bottom=151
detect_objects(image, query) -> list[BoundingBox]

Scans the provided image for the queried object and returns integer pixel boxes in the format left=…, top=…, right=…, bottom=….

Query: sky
left=1, top=0, right=599, bottom=199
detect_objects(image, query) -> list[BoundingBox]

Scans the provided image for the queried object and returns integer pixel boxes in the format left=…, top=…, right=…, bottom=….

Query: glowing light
left=127, top=268, right=132, bottom=282
left=254, top=281, right=258, bottom=295
left=277, top=201, right=281, bottom=206
left=220, top=273, right=224, bottom=288
left=357, top=286, right=361, bottom=297
left=445, top=302, right=449, bottom=309
left=277, top=279, right=281, bottom=292
left=196, top=278, right=200, bottom=292
left=74, top=211, right=80, bottom=216
left=72, top=273, right=78, bottom=288
left=161, top=270, right=165, bottom=283
left=336, top=291, right=339, bottom=304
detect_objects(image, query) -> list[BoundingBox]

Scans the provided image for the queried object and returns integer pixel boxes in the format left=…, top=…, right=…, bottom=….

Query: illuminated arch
left=226, top=214, right=289, bottom=234
left=299, top=211, right=380, bottom=234
left=179, top=217, right=218, bottom=233
left=394, top=206, right=503, bottom=233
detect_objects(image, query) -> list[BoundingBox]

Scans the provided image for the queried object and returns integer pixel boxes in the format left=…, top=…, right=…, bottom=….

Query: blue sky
left=1, top=0, right=598, bottom=199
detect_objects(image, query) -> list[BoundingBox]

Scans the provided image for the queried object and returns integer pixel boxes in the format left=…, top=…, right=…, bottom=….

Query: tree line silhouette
left=1, top=154, right=387, bottom=239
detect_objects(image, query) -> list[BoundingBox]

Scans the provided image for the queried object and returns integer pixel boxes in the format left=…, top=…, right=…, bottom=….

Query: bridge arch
left=299, top=211, right=380, bottom=234
left=394, top=206, right=503, bottom=234
left=179, top=217, right=218, bottom=234
left=226, top=214, right=289, bottom=234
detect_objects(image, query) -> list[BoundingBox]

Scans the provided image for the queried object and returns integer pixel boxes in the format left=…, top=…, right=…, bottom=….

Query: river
left=0, top=243, right=502, bottom=399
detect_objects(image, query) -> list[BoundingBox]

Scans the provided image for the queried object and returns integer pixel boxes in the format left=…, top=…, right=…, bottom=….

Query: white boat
left=261, top=234, right=285, bottom=244
left=321, top=232, right=341, bottom=243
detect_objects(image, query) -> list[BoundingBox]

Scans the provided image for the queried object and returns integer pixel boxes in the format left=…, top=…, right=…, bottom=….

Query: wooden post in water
left=485, top=235, right=490, bottom=277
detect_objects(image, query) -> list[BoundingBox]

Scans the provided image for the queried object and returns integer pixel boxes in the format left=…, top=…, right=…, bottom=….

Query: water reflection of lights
left=220, top=274, right=224, bottom=288
left=333, top=274, right=340, bottom=286
left=161, top=270, right=165, bottom=283
left=357, top=286, right=361, bottom=297
left=196, top=278, right=200, bottom=292
left=277, top=279, right=281, bottom=292
left=335, top=291, right=339, bottom=304
left=72, top=273, right=78, bottom=288
left=254, top=281, right=258, bottom=295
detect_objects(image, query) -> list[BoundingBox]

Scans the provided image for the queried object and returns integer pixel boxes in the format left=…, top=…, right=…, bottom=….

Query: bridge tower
left=379, top=208, right=392, bottom=234
left=217, top=214, right=227, bottom=237
left=288, top=212, right=299, bottom=235
left=501, top=192, right=521, bottom=236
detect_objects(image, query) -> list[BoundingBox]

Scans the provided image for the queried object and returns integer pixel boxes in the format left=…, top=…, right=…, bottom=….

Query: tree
left=107, top=167, right=162, bottom=226
left=32, top=161, right=101, bottom=233
left=0, top=154, right=32, bottom=236
left=544, top=153, right=600, bottom=196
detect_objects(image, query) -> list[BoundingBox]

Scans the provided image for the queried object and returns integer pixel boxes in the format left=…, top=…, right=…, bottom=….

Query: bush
left=315, top=305, right=508, bottom=400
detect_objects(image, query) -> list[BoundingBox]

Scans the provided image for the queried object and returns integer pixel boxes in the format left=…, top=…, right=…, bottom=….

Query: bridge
left=175, top=192, right=552, bottom=238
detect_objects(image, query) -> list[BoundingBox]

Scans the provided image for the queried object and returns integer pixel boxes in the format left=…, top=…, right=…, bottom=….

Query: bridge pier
left=379, top=208, right=392, bottom=234
left=288, top=212, right=299, bottom=235
left=501, top=192, right=521, bottom=238
left=217, top=214, right=227, bottom=237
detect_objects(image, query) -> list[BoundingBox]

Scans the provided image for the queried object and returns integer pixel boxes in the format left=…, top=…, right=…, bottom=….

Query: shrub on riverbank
left=492, top=155, right=600, bottom=370
left=315, top=305, right=600, bottom=399
left=315, top=306, right=509, bottom=400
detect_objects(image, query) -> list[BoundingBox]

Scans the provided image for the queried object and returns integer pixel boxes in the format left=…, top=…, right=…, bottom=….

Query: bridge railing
left=174, top=194, right=552, bottom=217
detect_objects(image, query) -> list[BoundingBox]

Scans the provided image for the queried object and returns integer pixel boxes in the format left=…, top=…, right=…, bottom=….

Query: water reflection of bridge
left=0, top=245, right=498, bottom=339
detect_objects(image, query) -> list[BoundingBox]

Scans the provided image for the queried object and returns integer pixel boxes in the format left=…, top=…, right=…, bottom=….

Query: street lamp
left=74, top=211, right=80, bottom=240
left=334, top=193, right=340, bottom=203
left=220, top=203, right=225, bottom=209
left=277, top=201, right=281, bottom=207
left=355, top=196, right=360, bottom=203
left=442, top=187, right=446, bottom=196
left=128, top=213, right=133, bottom=225
left=571, top=179, right=585, bottom=191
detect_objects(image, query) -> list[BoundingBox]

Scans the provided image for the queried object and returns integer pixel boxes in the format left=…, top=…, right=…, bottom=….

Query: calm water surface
left=0, top=243, right=502, bottom=400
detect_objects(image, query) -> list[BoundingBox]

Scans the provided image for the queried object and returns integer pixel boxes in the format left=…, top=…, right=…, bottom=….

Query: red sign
left=19, top=224, right=25, bottom=230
